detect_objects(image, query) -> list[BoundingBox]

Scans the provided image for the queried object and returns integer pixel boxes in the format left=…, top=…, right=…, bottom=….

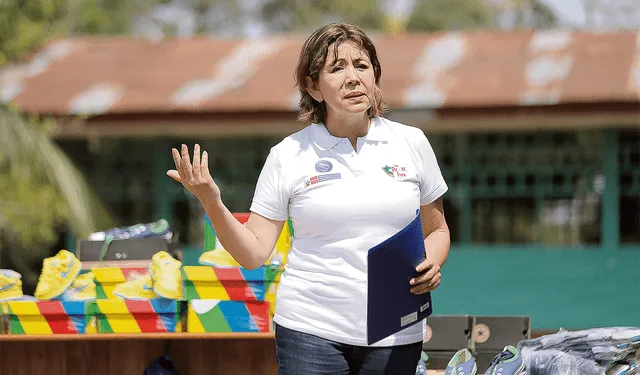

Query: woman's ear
left=306, top=76, right=323, bottom=103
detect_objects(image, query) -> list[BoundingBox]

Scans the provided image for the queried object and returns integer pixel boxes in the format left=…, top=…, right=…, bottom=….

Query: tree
left=129, top=0, right=246, bottom=39
left=0, top=0, right=160, bottom=65
left=0, top=106, right=113, bottom=290
left=405, top=0, right=495, bottom=32
left=488, top=0, right=559, bottom=30
left=512, top=0, right=558, bottom=29
left=0, top=0, right=157, bottom=290
left=260, top=0, right=386, bottom=33
left=192, top=0, right=244, bottom=36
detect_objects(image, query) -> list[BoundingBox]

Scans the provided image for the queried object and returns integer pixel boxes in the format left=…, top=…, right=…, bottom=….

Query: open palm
left=167, top=144, right=221, bottom=203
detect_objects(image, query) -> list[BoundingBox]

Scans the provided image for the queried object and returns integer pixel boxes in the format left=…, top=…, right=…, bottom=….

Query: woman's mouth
left=345, top=92, right=365, bottom=99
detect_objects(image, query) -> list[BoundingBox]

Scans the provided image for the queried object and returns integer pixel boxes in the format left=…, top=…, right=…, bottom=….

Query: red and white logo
left=382, top=164, right=409, bottom=178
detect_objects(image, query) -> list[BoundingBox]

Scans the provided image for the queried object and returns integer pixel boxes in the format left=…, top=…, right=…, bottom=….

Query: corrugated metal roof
left=1, top=30, right=638, bottom=116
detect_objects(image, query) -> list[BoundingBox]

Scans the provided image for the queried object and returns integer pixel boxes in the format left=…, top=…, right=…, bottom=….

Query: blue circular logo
left=315, top=160, right=333, bottom=173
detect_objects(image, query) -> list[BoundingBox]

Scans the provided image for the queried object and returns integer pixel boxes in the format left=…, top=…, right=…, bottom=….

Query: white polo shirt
left=250, top=116, right=448, bottom=347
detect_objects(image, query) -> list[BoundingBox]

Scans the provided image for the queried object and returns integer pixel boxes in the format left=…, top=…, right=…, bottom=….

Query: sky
left=538, top=0, right=586, bottom=26
left=386, top=0, right=640, bottom=29
left=383, top=0, right=589, bottom=24
left=525, top=0, right=640, bottom=29
left=136, top=0, right=640, bottom=40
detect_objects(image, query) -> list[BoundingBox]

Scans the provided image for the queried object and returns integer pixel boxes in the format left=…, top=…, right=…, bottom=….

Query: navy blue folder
left=367, top=213, right=433, bottom=345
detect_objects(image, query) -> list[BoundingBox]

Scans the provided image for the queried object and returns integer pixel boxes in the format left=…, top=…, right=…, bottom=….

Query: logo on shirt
left=305, top=173, right=342, bottom=187
left=315, top=160, right=333, bottom=173
left=382, top=164, right=407, bottom=178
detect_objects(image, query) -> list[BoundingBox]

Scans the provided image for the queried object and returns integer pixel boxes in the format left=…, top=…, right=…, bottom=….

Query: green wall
left=433, top=247, right=640, bottom=330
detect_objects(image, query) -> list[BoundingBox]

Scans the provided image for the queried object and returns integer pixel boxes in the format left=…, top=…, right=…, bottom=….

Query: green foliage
left=0, top=174, right=68, bottom=287
left=487, top=0, right=559, bottom=30
left=0, top=107, right=113, bottom=235
left=528, top=0, right=559, bottom=28
left=0, top=106, right=113, bottom=287
left=260, top=0, right=386, bottom=33
left=0, top=159, right=68, bottom=250
left=406, top=0, right=494, bottom=32
left=0, top=0, right=156, bottom=64
left=193, top=0, right=245, bottom=36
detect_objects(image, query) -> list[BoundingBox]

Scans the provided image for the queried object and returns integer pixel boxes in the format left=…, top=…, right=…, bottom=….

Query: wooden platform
left=0, top=333, right=277, bottom=375
left=0, top=332, right=274, bottom=342
left=0, top=332, right=457, bottom=374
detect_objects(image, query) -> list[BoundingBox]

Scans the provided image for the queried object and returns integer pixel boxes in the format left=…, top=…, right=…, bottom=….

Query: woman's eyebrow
left=327, top=56, right=370, bottom=66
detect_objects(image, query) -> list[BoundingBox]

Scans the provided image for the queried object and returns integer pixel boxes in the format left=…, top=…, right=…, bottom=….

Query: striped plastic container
left=186, top=300, right=270, bottom=333
left=3, top=300, right=89, bottom=335
left=88, top=299, right=182, bottom=333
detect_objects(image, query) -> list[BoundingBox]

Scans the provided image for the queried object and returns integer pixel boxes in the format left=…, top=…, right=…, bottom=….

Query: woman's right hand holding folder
left=410, top=257, right=441, bottom=295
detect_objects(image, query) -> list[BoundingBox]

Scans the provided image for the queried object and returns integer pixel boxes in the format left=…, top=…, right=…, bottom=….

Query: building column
left=456, top=134, right=472, bottom=244
left=154, top=139, right=174, bottom=223
left=602, top=129, right=619, bottom=251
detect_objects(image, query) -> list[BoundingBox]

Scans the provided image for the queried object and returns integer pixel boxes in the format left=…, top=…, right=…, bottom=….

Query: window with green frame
left=619, top=130, right=640, bottom=244
left=58, top=136, right=284, bottom=246
left=428, top=131, right=608, bottom=246
left=57, top=138, right=157, bottom=225
left=58, top=128, right=638, bottom=249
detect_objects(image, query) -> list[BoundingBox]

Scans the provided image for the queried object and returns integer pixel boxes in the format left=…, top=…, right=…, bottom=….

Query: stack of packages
left=0, top=215, right=291, bottom=335
left=85, top=219, right=184, bottom=334
left=181, top=213, right=291, bottom=333
left=0, top=249, right=97, bottom=335
left=517, top=327, right=640, bottom=375
left=1, top=219, right=185, bottom=335
left=88, top=249, right=184, bottom=334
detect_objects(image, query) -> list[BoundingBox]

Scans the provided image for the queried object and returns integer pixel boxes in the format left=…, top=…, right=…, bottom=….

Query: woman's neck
left=324, top=112, right=371, bottom=151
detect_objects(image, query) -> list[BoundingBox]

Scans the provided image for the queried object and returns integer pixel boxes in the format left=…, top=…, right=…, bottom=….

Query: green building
left=4, top=29, right=639, bottom=331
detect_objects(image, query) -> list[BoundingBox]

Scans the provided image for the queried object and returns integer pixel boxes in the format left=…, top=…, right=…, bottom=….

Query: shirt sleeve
left=414, top=131, right=448, bottom=206
left=250, top=147, right=290, bottom=221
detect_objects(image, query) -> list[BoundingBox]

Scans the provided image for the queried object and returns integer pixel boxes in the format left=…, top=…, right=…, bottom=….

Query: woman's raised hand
left=167, top=144, right=221, bottom=204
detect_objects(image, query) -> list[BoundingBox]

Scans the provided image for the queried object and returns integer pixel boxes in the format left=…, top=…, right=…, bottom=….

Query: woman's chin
left=341, top=101, right=371, bottom=114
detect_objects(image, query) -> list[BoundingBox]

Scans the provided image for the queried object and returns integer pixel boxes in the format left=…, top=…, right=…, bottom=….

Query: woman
left=168, top=23, right=450, bottom=375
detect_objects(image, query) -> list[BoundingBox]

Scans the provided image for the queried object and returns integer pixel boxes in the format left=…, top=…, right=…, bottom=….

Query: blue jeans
left=275, top=323, right=423, bottom=375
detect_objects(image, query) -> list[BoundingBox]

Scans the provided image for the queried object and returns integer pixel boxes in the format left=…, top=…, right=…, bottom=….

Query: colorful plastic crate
left=88, top=299, right=182, bottom=333
left=182, top=265, right=282, bottom=301
left=187, top=300, right=270, bottom=333
left=205, top=213, right=293, bottom=263
left=91, top=267, right=149, bottom=299
left=3, top=300, right=89, bottom=335
left=204, top=215, right=218, bottom=252
left=0, top=308, right=5, bottom=334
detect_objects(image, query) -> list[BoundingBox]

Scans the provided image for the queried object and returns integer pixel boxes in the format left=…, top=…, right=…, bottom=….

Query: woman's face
left=308, top=41, right=376, bottom=119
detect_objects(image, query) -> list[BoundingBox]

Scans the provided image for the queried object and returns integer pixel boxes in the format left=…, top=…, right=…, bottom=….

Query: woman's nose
left=344, top=66, right=359, bottom=86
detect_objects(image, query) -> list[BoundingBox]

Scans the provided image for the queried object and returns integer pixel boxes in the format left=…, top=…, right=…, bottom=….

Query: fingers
left=166, top=170, right=182, bottom=182
left=171, top=148, right=182, bottom=174
left=171, top=144, right=210, bottom=184
left=192, top=144, right=201, bottom=176
left=411, top=280, right=439, bottom=294
left=181, top=144, right=193, bottom=181
left=410, top=273, right=441, bottom=294
left=202, top=150, right=210, bottom=176
left=416, top=258, right=435, bottom=273
left=410, top=270, right=434, bottom=286
left=422, top=265, right=439, bottom=282
left=410, top=262, right=441, bottom=294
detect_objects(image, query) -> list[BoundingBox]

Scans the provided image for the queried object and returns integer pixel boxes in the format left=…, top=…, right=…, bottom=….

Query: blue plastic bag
left=145, top=354, right=178, bottom=375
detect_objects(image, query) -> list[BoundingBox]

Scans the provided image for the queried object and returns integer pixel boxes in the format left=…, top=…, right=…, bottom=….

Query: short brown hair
left=294, top=23, right=388, bottom=124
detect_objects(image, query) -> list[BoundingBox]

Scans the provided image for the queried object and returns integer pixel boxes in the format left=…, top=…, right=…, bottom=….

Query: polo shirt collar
left=312, top=117, right=388, bottom=150
left=365, top=117, right=389, bottom=142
